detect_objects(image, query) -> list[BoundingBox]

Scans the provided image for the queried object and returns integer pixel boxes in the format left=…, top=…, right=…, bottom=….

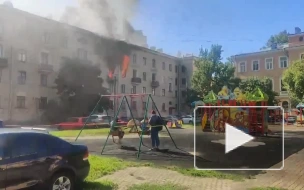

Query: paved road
left=68, top=127, right=304, bottom=175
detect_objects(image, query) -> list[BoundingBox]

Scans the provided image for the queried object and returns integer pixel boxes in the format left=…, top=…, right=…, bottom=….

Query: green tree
left=282, top=60, right=304, bottom=102
left=43, top=58, right=111, bottom=123
left=239, top=77, right=278, bottom=106
left=191, top=44, right=241, bottom=96
left=264, top=30, right=288, bottom=48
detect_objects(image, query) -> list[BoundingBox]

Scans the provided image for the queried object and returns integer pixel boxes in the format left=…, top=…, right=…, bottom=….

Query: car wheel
left=49, top=172, right=74, bottom=190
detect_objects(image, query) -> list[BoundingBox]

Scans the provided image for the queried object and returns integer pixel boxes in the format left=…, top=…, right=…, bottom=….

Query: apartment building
left=0, top=4, right=194, bottom=122
left=233, top=27, right=304, bottom=111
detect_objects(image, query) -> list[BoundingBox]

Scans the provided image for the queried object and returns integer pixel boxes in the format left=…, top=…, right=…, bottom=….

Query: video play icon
left=225, top=123, right=254, bottom=154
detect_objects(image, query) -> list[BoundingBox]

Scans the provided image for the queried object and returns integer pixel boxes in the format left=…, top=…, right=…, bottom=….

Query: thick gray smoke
left=60, top=0, right=139, bottom=41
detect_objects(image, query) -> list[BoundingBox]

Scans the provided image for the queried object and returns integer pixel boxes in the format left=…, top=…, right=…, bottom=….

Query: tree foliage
left=282, top=60, right=304, bottom=101
left=239, top=77, right=278, bottom=106
left=42, top=58, right=111, bottom=123
left=191, top=44, right=241, bottom=97
left=264, top=30, right=288, bottom=48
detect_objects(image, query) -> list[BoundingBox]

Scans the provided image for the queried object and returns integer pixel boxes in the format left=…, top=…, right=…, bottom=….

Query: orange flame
left=121, top=55, right=130, bottom=78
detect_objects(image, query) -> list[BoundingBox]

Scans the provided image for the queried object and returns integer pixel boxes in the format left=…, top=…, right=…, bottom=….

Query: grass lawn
left=50, top=128, right=111, bottom=137
left=248, top=188, right=287, bottom=190
left=50, top=124, right=194, bottom=137
left=77, top=155, right=244, bottom=189
left=128, top=183, right=186, bottom=190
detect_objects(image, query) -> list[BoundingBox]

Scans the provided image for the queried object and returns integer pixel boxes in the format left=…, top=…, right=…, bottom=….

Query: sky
left=2, top=0, right=304, bottom=60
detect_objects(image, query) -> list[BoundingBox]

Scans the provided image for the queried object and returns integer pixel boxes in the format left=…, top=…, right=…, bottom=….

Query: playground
left=192, top=85, right=283, bottom=136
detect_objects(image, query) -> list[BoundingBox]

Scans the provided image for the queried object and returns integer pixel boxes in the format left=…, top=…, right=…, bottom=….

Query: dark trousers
left=151, top=128, right=160, bottom=147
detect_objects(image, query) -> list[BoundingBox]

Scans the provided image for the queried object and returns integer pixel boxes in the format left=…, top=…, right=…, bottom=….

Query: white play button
left=225, top=123, right=254, bottom=154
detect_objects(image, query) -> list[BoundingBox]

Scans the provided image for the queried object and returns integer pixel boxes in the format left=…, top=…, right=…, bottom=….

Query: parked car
left=56, top=117, right=99, bottom=130
left=90, top=114, right=114, bottom=124
left=0, top=128, right=90, bottom=190
left=181, top=115, right=202, bottom=124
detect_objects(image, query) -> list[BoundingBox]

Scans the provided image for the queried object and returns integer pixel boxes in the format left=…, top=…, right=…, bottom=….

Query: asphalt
left=66, top=126, right=304, bottom=176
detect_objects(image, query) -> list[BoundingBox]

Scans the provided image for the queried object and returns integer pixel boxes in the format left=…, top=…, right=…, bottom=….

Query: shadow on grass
left=76, top=180, right=118, bottom=190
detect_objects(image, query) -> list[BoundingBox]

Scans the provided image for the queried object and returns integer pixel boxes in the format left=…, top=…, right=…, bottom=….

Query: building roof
left=0, top=4, right=186, bottom=60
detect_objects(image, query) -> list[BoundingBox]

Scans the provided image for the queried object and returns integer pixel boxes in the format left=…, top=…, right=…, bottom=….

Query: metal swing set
left=74, top=93, right=183, bottom=159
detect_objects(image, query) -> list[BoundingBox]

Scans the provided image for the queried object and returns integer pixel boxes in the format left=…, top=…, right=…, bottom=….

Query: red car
left=56, top=117, right=98, bottom=130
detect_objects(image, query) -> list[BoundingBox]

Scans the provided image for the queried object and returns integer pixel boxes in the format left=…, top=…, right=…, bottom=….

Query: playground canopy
left=191, top=86, right=269, bottom=106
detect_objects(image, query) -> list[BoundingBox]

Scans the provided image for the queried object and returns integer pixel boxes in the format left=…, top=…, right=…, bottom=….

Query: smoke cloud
left=60, top=0, right=139, bottom=40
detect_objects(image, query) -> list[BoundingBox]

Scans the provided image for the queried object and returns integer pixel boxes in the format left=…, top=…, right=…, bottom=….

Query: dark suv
left=0, top=129, right=90, bottom=190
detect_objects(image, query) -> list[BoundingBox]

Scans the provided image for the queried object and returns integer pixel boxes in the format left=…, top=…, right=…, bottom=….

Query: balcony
left=131, top=77, right=141, bottom=85
left=0, top=57, right=8, bottom=68
left=151, top=80, right=160, bottom=88
left=38, top=64, right=54, bottom=73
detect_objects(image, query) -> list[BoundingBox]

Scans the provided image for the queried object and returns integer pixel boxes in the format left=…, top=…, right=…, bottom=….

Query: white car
left=181, top=115, right=201, bottom=124
left=90, top=114, right=114, bottom=124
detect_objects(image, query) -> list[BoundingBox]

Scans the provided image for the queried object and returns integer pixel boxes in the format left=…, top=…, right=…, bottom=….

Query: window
left=121, top=101, right=126, bottom=110
left=265, top=58, right=273, bottom=70
left=143, top=57, right=147, bottom=65
left=40, top=74, right=47, bottom=86
left=143, top=72, right=146, bottom=81
left=175, top=90, right=178, bottom=98
left=301, top=54, right=304, bottom=61
left=16, top=96, right=25, bottom=108
left=133, top=69, right=137, bottom=78
left=152, top=88, right=155, bottom=95
left=281, top=79, right=287, bottom=92
left=18, top=51, right=26, bottom=62
left=121, top=84, right=125, bottom=93
left=44, top=135, right=71, bottom=152
left=162, top=89, right=165, bottom=96
left=152, top=59, right=156, bottom=68
left=162, top=62, right=165, bottom=70
left=181, top=66, right=186, bottom=73
left=131, top=101, right=137, bottom=109
left=133, top=54, right=136, bottom=64
left=175, top=65, right=177, bottom=73
left=142, top=87, right=146, bottom=93
left=152, top=103, right=156, bottom=110
left=175, top=78, right=177, bottom=86
left=279, top=57, right=288, bottom=68
left=41, top=52, right=49, bottom=64
left=131, top=86, right=136, bottom=94
left=0, top=24, right=3, bottom=35
left=169, top=83, right=172, bottom=92
left=252, top=60, right=259, bottom=71
left=162, top=103, right=166, bottom=111
left=239, top=62, right=246, bottom=72
left=182, top=78, right=186, bottom=85
left=77, top=48, right=88, bottom=60
left=142, top=101, right=146, bottom=110
left=169, top=64, right=172, bottom=71
left=18, top=71, right=26, bottom=85
left=152, top=73, right=156, bottom=81
left=39, top=97, right=47, bottom=109
left=182, top=91, right=186, bottom=98
left=43, top=32, right=50, bottom=44
left=11, top=134, right=47, bottom=157
left=0, top=44, right=3, bottom=57
left=0, top=135, right=7, bottom=160
left=269, top=78, right=274, bottom=91
left=300, top=36, right=303, bottom=42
